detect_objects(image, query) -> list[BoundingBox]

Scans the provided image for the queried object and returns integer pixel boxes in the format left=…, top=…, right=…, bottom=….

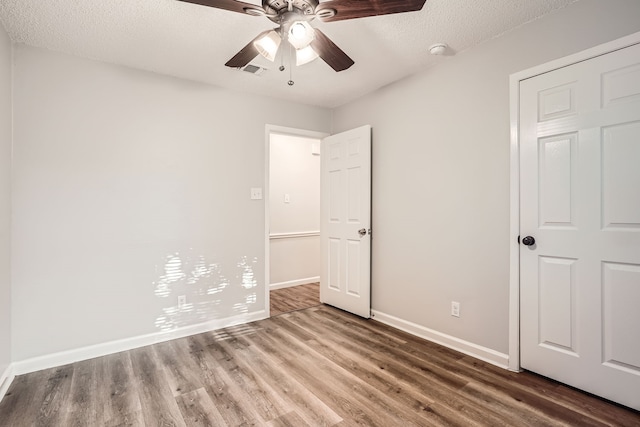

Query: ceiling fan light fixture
left=290, top=22, right=307, bottom=38
left=288, top=21, right=315, bottom=49
left=296, top=45, right=319, bottom=66
left=254, top=30, right=282, bottom=62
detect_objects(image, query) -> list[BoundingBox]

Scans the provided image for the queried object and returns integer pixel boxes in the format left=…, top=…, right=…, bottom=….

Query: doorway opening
left=264, top=126, right=328, bottom=317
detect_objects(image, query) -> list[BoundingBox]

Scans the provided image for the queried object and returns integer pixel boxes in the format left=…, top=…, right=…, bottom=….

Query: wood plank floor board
left=0, top=369, right=49, bottom=426
left=295, top=309, right=482, bottom=398
left=1, top=287, right=639, bottom=426
left=460, top=358, right=637, bottom=427
left=287, top=309, right=520, bottom=427
left=175, top=387, right=227, bottom=427
left=298, top=337, right=489, bottom=427
left=270, top=282, right=320, bottom=316
left=66, top=358, right=101, bottom=426
left=202, top=375, right=256, bottom=426
left=103, top=409, right=145, bottom=427
left=214, top=338, right=292, bottom=423
left=245, top=322, right=404, bottom=426
left=234, top=334, right=344, bottom=427
left=457, top=355, right=640, bottom=427
left=102, top=352, right=142, bottom=425
left=185, top=335, right=265, bottom=426
left=459, top=381, right=571, bottom=427
left=182, top=334, right=232, bottom=396
left=211, top=365, right=266, bottom=426
left=302, top=307, right=640, bottom=426
left=549, top=382, right=640, bottom=427
left=265, top=410, right=309, bottom=427
left=307, top=308, right=605, bottom=426
left=316, top=307, right=417, bottom=348
left=129, top=346, right=186, bottom=427
left=154, top=339, right=205, bottom=397
left=258, top=319, right=460, bottom=426
left=36, top=363, right=74, bottom=426
left=305, top=308, right=613, bottom=427
left=269, top=313, right=318, bottom=343
left=218, top=334, right=343, bottom=426
left=319, top=307, right=464, bottom=361
left=446, top=355, right=620, bottom=426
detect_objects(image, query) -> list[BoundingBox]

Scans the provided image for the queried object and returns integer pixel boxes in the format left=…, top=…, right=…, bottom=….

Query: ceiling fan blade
left=225, top=30, right=271, bottom=68
left=317, top=0, right=427, bottom=22
left=176, top=0, right=262, bottom=15
left=310, top=29, right=354, bottom=72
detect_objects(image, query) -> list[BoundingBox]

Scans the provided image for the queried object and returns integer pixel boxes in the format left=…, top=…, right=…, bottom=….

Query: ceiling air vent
left=238, top=64, right=267, bottom=76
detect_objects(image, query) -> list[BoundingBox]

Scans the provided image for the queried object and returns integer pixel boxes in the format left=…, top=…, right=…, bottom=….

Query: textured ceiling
left=0, top=0, right=578, bottom=108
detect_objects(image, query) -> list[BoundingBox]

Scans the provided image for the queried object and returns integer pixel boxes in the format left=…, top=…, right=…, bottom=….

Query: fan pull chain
left=279, top=35, right=285, bottom=72
left=288, top=42, right=294, bottom=86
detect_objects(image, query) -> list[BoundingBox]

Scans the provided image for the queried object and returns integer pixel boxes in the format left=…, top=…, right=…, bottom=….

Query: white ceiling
left=0, top=0, right=577, bottom=108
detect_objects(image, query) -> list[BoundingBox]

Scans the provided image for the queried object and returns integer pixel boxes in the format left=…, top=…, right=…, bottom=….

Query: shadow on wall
left=153, top=249, right=258, bottom=331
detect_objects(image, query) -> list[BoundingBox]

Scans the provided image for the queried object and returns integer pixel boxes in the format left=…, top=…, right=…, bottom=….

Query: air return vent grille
left=238, top=64, right=267, bottom=75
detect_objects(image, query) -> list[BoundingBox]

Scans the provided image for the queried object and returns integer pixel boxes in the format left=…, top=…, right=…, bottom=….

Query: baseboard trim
left=270, top=277, right=319, bottom=290
left=371, top=310, right=509, bottom=369
left=0, top=364, right=15, bottom=403
left=13, top=310, right=268, bottom=376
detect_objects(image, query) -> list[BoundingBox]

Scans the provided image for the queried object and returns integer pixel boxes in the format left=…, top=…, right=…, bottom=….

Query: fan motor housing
left=264, top=0, right=318, bottom=23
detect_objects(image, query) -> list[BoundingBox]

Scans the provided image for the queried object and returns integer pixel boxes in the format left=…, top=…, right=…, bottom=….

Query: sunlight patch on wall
left=154, top=254, right=187, bottom=298
left=153, top=250, right=259, bottom=332
left=239, top=256, right=258, bottom=289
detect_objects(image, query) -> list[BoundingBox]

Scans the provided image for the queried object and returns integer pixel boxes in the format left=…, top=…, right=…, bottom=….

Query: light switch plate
left=250, top=187, right=263, bottom=200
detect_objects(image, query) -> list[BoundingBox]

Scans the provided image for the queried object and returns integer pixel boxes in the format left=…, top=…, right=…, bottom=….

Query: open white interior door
left=320, top=125, right=371, bottom=318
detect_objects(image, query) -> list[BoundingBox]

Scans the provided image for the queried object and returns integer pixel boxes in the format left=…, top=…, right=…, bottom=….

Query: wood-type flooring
left=1, top=303, right=639, bottom=425
left=269, top=282, right=320, bottom=316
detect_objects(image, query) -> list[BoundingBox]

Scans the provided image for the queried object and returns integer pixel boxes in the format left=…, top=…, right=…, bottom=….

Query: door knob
left=358, top=228, right=367, bottom=237
left=522, top=236, right=535, bottom=246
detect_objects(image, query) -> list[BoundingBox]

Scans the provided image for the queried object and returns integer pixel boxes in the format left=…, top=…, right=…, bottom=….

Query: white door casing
left=320, top=125, right=372, bottom=318
left=519, top=42, right=640, bottom=410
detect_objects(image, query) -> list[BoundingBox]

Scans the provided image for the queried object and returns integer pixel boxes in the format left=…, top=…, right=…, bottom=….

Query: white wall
left=0, top=22, right=12, bottom=377
left=269, top=134, right=320, bottom=287
left=332, top=0, right=640, bottom=355
left=11, top=45, right=331, bottom=361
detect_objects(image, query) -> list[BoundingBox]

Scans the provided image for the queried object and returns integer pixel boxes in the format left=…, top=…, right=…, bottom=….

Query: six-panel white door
left=320, top=125, right=371, bottom=318
left=519, top=43, right=640, bottom=411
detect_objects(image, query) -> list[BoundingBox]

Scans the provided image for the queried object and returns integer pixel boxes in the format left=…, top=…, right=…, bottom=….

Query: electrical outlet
left=250, top=187, right=263, bottom=200
left=451, top=301, right=460, bottom=317
left=178, top=295, right=186, bottom=309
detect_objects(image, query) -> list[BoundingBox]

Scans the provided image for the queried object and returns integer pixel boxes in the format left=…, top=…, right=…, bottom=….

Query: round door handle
left=522, top=236, right=535, bottom=246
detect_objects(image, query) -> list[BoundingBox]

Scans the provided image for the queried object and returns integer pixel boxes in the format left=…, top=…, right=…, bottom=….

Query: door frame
left=508, top=31, right=640, bottom=372
left=264, top=125, right=329, bottom=317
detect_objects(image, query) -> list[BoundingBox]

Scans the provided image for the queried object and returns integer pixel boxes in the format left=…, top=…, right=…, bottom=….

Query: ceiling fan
left=177, top=0, right=427, bottom=72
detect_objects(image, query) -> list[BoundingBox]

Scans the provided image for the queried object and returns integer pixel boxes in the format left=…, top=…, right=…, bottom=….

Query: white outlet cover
left=250, top=187, right=263, bottom=200
left=451, top=301, right=460, bottom=317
